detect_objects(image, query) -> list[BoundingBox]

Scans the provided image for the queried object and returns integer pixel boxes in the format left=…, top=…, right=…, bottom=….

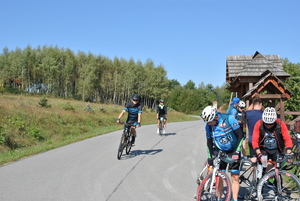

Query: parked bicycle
left=256, top=153, right=300, bottom=201
left=158, top=116, right=165, bottom=136
left=117, top=121, right=134, bottom=160
left=238, top=157, right=265, bottom=200
left=290, top=131, right=300, bottom=179
left=195, top=150, right=236, bottom=201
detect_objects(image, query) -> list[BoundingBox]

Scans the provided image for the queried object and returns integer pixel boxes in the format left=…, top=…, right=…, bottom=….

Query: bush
left=99, top=107, right=107, bottom=113
left=38, top=97, right=51, bottom=108
left=63, top=102, right=75, bottom=111
left=84, top=104, right=94, bottom=113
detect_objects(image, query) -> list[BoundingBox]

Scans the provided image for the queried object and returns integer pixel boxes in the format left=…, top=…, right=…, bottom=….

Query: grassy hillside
left=0, top=94, right=198, bottom=166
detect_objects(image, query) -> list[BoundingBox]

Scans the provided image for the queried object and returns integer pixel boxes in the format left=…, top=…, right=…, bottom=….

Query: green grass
left=0, top=94, right=198, bottom=166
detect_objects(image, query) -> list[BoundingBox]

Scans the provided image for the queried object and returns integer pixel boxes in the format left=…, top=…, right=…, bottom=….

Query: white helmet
left=262, top=107, right=277, bottom=124
left=238, top=101, right=246, bottom=108
left=201, top=106, right=217, bottom=122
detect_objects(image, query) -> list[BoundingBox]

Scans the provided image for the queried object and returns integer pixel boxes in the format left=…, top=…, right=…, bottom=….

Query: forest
left=0, top=45, right=300, bottom=116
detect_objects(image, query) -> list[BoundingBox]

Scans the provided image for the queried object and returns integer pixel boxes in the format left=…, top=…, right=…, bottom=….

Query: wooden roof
left=241, top=70, right=293, bottom=100
left=226, top=51, right=290, bottom=83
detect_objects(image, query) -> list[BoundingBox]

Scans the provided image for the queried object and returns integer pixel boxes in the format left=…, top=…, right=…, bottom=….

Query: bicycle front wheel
left=125, top=134, right=132, bottom=154
left=257, top=169, right=300, bottom=201
left=117, top=134, right=126, bottom=160
left=159, top=121, right=163, bottom=136
left=196, top=171, right=232, bottom=201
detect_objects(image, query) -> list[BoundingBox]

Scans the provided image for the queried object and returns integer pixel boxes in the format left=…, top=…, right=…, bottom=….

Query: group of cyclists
left=116, top=94, right=167, bottom=146
left=115, top=94, right=296, bottom=200
left=201, top=97, right=295, bottom=201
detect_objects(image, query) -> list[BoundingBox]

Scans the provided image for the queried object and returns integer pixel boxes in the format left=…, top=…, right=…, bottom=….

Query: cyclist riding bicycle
left=202, top=105, right=244, bottom=201
left=156, top=99, right=167, bottom=134
left=252, top=107, right=293, bottom=172
left=116, top=94, right=142, bottom=146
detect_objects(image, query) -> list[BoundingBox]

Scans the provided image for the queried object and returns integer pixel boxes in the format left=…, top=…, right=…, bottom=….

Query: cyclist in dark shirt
left=116, top=94, right=142, bottom=146
left=156, top=99, right=167, bottom=134
left=245, top=98, right=263, bottom=161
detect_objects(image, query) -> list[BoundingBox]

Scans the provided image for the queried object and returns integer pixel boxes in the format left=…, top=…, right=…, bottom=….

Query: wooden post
left=280, top=98, right=285, bottom=121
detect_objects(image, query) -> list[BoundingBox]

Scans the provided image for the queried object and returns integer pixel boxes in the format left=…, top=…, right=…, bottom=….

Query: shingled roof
left=242, top=70, right=293, bottom=99
left=226, top=51, right=290, bottom=83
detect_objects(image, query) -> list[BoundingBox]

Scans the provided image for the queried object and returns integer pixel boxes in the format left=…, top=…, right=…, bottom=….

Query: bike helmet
left=201, top=106, right=217, bottom=122
left=238, top=101, right=246, bottom=108
left=132, top=94, right=140, bottom=101
left=262, top=107, right=277, bottom=124
left=159, top=99, right=164, bottom=103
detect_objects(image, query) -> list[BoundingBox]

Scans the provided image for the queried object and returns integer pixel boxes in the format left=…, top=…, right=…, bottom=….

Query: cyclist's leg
left=163, top=114, right=167, bottom=129
left=229, top=160, right=241, bottom=200
left=218, top=161, right=227, bottom=199
left=130, top=125, right=137, bottom=144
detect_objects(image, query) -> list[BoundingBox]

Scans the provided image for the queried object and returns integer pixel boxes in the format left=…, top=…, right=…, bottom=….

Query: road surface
left=0, top=119, right=207, bottom=201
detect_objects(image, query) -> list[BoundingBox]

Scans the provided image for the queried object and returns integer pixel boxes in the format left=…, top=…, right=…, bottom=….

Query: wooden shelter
left=226, top=51, right=293, bottom=121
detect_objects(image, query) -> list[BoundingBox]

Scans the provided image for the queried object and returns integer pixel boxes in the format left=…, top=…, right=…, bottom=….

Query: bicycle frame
left=196, top=150, right=234, bottom=200
left=117, top=121, right=134, bottom=159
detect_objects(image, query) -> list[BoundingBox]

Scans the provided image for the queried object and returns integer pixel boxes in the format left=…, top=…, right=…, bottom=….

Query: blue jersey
left=124, top=102, right=142, bottom=122
left=206, top=113, right=240, bottom=152
left=227, top=105, right=238, bottom=119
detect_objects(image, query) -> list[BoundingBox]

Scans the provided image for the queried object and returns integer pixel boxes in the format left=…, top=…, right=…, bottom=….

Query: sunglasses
left=264, top=123, right=274, bottom=126
left=132, top=99, right=138, bottom=101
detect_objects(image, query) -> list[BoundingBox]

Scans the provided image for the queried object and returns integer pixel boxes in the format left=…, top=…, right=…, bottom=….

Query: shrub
left=99, top=107, right=107, bottom=113
left=84, top=104, right=94, bottom=113
left=63, top=102, right=75, bottom=111
left=38, top=97, right=51, bottom=108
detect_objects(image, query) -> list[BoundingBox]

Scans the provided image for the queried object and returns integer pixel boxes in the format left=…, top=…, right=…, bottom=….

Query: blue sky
left=1, top=0, right=299, bottom=87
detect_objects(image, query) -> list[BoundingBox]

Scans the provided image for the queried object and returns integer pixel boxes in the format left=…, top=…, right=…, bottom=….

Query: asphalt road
left=0, top=119, right=208, bottom=201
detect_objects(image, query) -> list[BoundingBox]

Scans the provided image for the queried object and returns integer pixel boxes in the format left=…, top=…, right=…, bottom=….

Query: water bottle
left=256, top=164, right=263, bottom=179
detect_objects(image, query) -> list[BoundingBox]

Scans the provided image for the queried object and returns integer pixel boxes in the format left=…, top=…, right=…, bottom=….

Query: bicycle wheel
left=117, top=132, right=126, bottom=160
left=125, top=132, right=132, bottom=154
left=239, top=165, right=258, bottom=200
left=158, top=121, right=163, bottom=136
left=196, top=171, right=232, bottom=201
left=257, top=169, right=300, bottom=201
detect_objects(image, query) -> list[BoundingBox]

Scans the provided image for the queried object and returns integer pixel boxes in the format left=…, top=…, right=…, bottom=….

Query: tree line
left=0, top=45, right=299, bottom=116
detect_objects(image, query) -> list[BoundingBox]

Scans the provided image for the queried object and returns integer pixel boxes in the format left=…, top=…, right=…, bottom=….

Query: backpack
left=258, top=119, right=285, bottom=152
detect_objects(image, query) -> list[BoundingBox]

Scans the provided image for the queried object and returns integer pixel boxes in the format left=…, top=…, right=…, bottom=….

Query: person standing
left=237, top=101, right=247, bottom=157
left=245, top=98, right=263, bottom=162
left=252, top=107, right=293, bottom=172
left=156, top=99, right=167, bottom=134
left=202, top=106, right=244, bottom=201
left=227, top=97, right=240, bottom=119
left=116, top=94, right=142, bottom=146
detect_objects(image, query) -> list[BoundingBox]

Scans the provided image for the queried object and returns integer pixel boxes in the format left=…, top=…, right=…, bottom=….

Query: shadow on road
left=159, top=132, right=177, bottom=136
left=121, top=149, right=163, bottom=159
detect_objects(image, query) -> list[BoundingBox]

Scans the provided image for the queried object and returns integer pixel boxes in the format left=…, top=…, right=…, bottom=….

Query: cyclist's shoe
left=157, top=128, right=159, bottom=134
left=163, top=129, right=166, bottom=134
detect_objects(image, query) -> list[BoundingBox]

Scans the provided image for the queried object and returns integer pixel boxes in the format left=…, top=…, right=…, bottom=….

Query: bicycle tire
left=117, top=133, right=126, bottom=160
left=257, top=169, right=300, bottom=201
left=239, top=163, right=259, bottom=200
left=159, top=121, right=163, bottom=136
left=196, top=171, right=232, bottom=201
left=125, top=132, right=132, bottom=154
